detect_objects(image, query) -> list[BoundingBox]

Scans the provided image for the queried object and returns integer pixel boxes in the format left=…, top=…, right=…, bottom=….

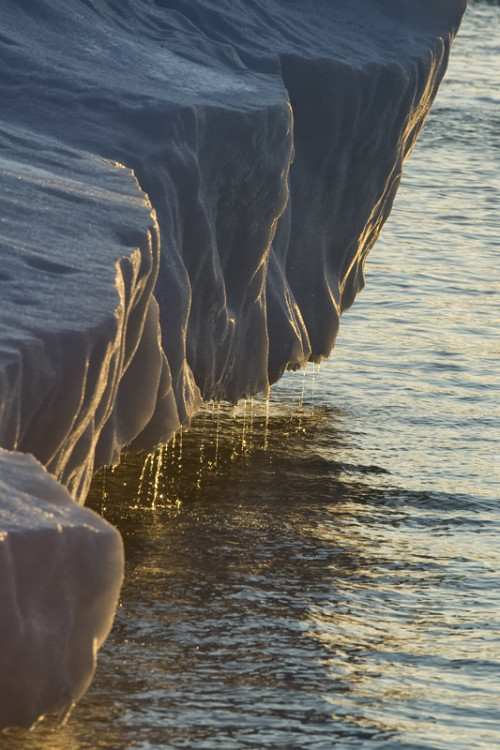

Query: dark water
left=4, top=4, right=499, bottom=749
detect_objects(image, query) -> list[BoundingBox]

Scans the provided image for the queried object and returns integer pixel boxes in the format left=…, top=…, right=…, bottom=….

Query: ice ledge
left=0, top=0, right=466, bottom=730
left=0, top=448, right=124, bottom=730
left=0, top=131, right=183, bottom=502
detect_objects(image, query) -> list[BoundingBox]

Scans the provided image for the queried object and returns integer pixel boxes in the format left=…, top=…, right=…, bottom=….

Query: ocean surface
left=6, top=3, right=499, bottom=749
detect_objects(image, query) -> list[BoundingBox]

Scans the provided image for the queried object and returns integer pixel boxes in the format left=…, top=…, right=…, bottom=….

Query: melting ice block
left=0, top=0, right=466, bottom=731
left=0, top=449, right=124, bottom=730
left=1, top=0, right=467, bottom=415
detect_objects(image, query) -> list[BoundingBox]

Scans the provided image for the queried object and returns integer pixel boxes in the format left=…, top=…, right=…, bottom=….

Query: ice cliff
left=0, top=0, right=466, bottom=730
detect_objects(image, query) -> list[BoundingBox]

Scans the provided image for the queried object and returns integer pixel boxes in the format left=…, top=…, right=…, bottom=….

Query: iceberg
left=0, top=0, right=466, bottom=730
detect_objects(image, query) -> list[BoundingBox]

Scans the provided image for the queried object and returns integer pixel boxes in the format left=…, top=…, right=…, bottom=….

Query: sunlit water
left=5, top=5, right=499, bottom=749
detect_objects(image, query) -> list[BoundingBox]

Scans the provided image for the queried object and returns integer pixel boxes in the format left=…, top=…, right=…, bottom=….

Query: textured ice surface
left=0, top=133, right=181, bottom=502
left=0, top=449, right=123, bottom=729
left=0, top=0, right=466, bottom=730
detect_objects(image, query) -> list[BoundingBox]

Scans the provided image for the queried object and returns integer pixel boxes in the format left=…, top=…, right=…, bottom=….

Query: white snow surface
left=0, top=0, right=465, bottom=730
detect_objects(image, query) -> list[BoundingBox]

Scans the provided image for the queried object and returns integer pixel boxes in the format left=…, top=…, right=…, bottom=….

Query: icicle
left=263, top=394, right=270, bottom=452
left=311, top=361, right=320, bottom=410
left=196, top=435, right=205, bottom=490
left=177, top=427, right=184, bottom=477
left=214, top=401, right=221, bottom=467
left=137, top=452, right=154, bottom=506
left=248, top=397, right=255, bottom=446
left=241, top=398, right=248, bottom=452
left=152, top=444, right=166, bottom=510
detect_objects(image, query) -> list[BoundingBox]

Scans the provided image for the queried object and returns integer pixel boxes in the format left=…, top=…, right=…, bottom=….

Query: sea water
left=6, top=3, right=499, bottom=749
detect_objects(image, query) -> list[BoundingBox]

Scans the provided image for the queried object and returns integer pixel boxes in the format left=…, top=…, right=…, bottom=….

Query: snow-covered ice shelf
left=0, top=0, right=466, bottom=730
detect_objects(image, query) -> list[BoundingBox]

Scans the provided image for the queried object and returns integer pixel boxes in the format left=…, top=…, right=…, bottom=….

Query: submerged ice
left=0, top=0, right=466, bottom=730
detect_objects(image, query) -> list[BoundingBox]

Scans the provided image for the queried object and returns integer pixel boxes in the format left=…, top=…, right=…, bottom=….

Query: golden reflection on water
left=98, top=396, right=330, bottom=514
